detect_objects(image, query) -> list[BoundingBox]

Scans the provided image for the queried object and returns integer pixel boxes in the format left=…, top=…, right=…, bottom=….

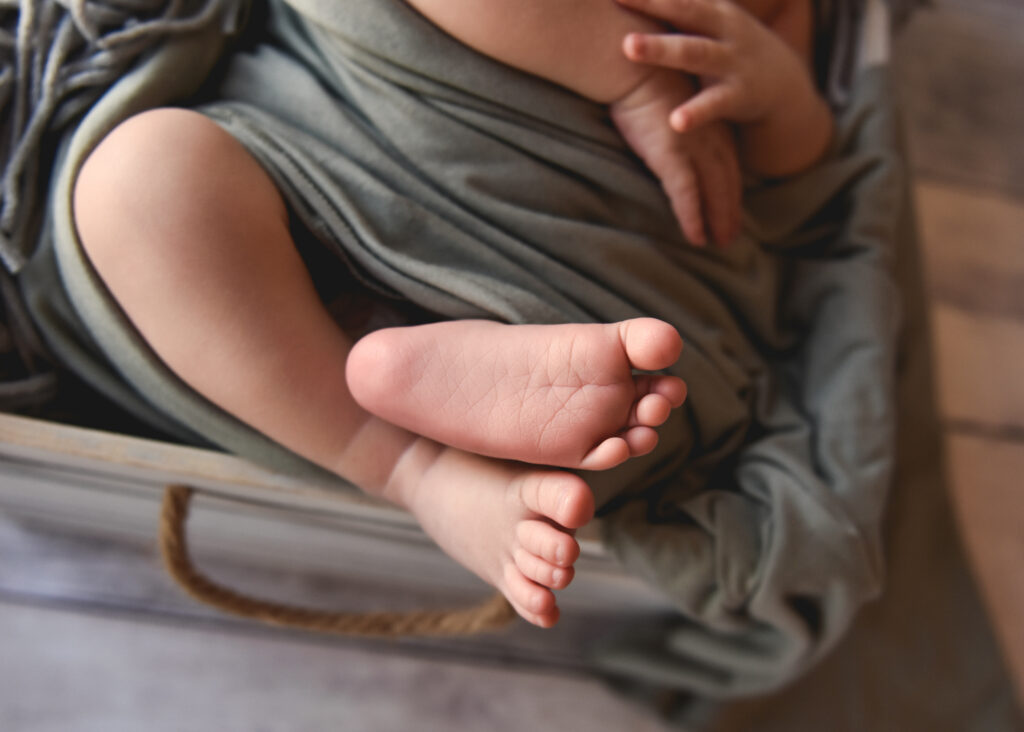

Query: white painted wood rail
left=0, top=411, right=672, bottom=613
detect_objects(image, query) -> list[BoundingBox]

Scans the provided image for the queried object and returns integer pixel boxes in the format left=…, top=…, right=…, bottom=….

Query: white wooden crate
left=0, top=412, right=672, bottom=615
left=0, top=0, right=892, bottom=652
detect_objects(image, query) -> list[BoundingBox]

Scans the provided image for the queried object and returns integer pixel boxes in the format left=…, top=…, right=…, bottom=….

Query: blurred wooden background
left=896, top=0, right=1024, bottom=705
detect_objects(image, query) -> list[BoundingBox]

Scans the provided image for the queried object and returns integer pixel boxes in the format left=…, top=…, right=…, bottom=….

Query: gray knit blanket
left=0, top=0, right=232, bottom=274
left=0, top=0, right=239, bottom=410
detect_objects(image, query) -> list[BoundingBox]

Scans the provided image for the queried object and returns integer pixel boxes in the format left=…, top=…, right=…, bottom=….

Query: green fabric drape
left=24, top=0, right=908, bottom=695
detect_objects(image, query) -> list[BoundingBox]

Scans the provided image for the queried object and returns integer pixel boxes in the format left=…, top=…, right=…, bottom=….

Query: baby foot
left=387, top=440, right=595, bottom=628
left=346, top=318, right=686, bottom=471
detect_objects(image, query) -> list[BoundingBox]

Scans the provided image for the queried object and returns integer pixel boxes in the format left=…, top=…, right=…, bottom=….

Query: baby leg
left=347, top=318, right=687, bottom=471
left=73, top=108, right=593, bottom=627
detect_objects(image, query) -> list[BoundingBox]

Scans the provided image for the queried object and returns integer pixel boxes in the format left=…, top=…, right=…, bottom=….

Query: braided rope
left=159, top=484, right=517, bottom=637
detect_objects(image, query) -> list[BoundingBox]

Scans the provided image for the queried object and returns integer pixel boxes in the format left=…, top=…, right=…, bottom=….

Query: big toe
left=618, top=318, right=683, bottom=371
left=516, top=472, right=594, bottom=529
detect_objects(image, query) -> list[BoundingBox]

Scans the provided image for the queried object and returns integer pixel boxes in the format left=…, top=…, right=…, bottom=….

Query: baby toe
left=515, top=547, right=575, bottom=590
left=618, top=318, right=684, bottom=372
left=517, top=603, right=560, bottom=629
left=651, top=374, right=687, bottom=408
left=516, top=519, right=580, bottom=568
left=503, top=563, right=558, bottom=627
left=578, top=437, right=630, bottom=471
left=622, top=425, right=659, bottom=457
left=515, top=471, right=594, bottom=529
left=634, top=393, right=672, bottom=426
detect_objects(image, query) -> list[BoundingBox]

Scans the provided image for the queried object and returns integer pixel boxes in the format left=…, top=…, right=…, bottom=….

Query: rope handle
left=159, top=484, right=517, bottom=637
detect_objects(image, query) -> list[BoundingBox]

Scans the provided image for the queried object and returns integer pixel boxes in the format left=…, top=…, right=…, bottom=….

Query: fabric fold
left=28, top=0, right=903, bottom=694
left=190, top=0, right=902, bottom=692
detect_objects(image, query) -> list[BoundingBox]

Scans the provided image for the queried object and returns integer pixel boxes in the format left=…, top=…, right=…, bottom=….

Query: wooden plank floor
left=0, top=514, right=674, bottom=731
left=0, top=595, right=671, bottom=732
left=897, top=0, right=1024, bottom=706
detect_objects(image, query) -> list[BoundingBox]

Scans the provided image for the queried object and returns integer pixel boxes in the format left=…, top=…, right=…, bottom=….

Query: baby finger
left=715, top=134, right=743, bottom=243
left=669, top=85, right=733, bottom=132
left=695, top=147, right=733, bottom=247
left=623, top=34, right=730, bottom=78
left=661, top=163, right=707, bottom=246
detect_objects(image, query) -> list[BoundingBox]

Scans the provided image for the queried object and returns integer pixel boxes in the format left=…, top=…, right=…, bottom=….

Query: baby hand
left=616, top=0, right=812, bottom=134
left=611, top=70, right=742, bottom=247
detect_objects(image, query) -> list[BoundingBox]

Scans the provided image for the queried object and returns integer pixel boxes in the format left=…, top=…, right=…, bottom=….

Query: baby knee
left=76, top=107, right=222, bottom=208
left=73, top=108, right=241, bottom=271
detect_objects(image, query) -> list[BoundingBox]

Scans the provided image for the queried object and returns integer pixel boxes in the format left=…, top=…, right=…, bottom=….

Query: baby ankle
left=380, top=436, right=444, bottom=509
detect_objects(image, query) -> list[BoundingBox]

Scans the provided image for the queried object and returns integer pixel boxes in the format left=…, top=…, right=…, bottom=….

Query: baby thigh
left=73, top=108, right=374, bottom=474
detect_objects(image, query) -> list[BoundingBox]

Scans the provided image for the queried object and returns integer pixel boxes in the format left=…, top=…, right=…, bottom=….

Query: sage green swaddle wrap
left=29, top=0, right=902, bottom=696
left=192, top=0, right=900, bottom=693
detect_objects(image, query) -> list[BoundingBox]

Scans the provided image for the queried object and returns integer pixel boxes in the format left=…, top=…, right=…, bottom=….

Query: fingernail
left=624, top=33, right=642, bottom=57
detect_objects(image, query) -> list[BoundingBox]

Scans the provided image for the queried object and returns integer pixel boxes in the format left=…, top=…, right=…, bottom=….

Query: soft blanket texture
left=22, top=0, right=905, bottom=696
left=0, top=0, right=245, bottom=412
left=0, top=0, right=236, bottom=274
left=194, top=0, right=902, bottom=694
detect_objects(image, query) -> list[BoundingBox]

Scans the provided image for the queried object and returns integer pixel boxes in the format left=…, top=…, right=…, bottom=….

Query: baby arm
left=616, top=0, right=834, bottom=178
left=404, top=0, right=743, bottom=247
